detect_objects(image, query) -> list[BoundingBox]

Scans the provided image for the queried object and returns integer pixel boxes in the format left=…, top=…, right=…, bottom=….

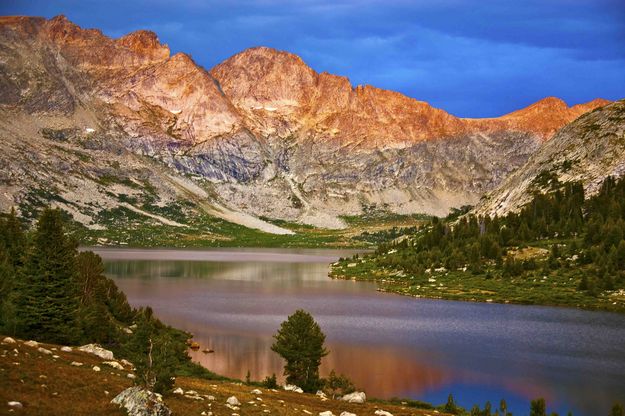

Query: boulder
left=121, top=359, right=134, bottom=368
left=60, top=346, right=72, bottom=352
left=103, top=361, right=124, bottom=370
left=226, top=396, right=241, bottom=406
left=341, top=392, right=366, bottom=404
left=127, top=373, right=136, bottom=379
left=78, top=344, right=114, bottom=360
left=8, top=401, right=23, bottom=409
left=340, top=412, right=357, bottom=416
left=172, top=388, right=184, bottom=395
left=38, top=347, right=53, bottom=355
left=2, top=337, right=16, bottom=344
left=319, top=411, right=335, bottom=416
left=70, top=361, right=83, bottom=367
left=374, top=411, right=393, bottom=416
left=93, top=366, right=101, bottom=372
left=111, top=386, right=171, bottom=416
left=24, top=340, right=39, bottom=347
left=250, top=389, right=263, bottom=395
left=283, top=384, right=304, bottom=393
left=184, top=394, right=204, bottom=401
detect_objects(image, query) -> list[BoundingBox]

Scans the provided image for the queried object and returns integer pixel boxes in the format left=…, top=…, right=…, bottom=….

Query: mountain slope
left=474, top=99, right=625, bottom=217
left=0, top=15, right=610, bottom=234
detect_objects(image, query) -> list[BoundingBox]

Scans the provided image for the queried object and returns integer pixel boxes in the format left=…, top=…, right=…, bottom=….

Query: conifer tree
left=271, top=309, right=328, bottom=392
left=14, top=208, right=81, bottom=344
left=610, top=403, right=624, bottom=416
left=444, top=393, right=458, bottom=414
left=530, top=398, right=547, bottom=416
left=124, top=307, right=188, bottom=393
left=0, top=209, right=25, bottom=333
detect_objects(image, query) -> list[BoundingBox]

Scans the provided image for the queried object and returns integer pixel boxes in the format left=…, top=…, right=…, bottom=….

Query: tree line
left=374, top=176, right=625, bottom=295
left=0, top=207, right=211, bottom=393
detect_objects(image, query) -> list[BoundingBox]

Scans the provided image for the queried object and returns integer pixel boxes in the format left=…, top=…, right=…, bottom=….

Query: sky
left=2, top=0, right=625, bottom=117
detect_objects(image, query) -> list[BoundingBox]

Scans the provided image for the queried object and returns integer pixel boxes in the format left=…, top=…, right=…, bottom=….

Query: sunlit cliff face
left=1, top=15, right=607, bottom=147
left=0, top=15, right=611, bottom=227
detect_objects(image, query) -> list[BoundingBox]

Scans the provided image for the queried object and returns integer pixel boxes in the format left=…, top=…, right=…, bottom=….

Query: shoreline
left=329, top=270, right=625, bottom=314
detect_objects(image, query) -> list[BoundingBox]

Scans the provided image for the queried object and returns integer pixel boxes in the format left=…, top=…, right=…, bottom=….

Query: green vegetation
left=3, top=208, right=623, bottom=412
left=68, top=203, right=425, bottom=248
left=323, top=370, right=356, bottom=399
left=0, top=208, right=223, bottom=393
left=271, top=309, right=328, bottom=392
left=332, top=176, right=625, bottom=312
left=14, top=208, right=83, bottom=344
left=121, top=306, right=190, bottom=393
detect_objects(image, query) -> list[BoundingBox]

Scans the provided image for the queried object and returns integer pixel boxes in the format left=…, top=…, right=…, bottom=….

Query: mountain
left=0, top=15, right=610, bottom=234
left=474, top=99, right=625, bottom=217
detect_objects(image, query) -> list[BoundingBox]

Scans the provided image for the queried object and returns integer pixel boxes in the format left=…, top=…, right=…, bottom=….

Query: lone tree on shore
left=271, top=309, right=328, bottom=392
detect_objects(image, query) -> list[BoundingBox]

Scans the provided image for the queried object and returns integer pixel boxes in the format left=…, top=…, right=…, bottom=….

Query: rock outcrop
left=78, top=344, right=115, bottom=360
left=0, top=15, right=611, bottom=230
left=341, top=391, right=366, bottom=403
left=111, top=387, right=171, bottom=416
left=474, top=100, right=625, bottom=217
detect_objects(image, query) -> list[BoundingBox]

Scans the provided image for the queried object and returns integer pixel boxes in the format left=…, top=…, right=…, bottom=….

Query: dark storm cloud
left=2, top=0, right=624, bottom=116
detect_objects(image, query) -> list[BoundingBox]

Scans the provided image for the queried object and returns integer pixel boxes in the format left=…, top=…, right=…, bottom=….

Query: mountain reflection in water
left=100, top=248, right=625, bottom=416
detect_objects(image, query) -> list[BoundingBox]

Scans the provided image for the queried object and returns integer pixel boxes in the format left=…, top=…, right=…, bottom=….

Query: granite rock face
left=111, top=387, right=171, bottom=416
left=0, top=16, right=610, bottom=230
left=474, top=100, right=625, bottom=217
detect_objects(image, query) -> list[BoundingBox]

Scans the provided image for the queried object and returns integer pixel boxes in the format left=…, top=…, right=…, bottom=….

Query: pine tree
left=324, top=370, right=355, bottom=399
left=14, top=208, right=81, bottom=344
left=0, top=208, right=26, bottom=269
left=530, top=398, right=547, bottom=416
left=75, top=251, right=118, bottom=343
left=0, top=257, right=17, bottom=333
left=124, top=307, right=188, bottom=393
left=0, top=209, right=25, bottom=333
left=610, top=403, right=624, bottom=416
left=444, top=393, right=458, bottom=414
left=499, top=399, right=510, bottom=416
left=271, top=309, right=328, bottom=392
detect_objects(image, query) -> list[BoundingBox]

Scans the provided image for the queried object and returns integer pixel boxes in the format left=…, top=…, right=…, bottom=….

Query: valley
left=1, top=9, right=625, bottom=416
left=0, top=15, right=611, bottom=239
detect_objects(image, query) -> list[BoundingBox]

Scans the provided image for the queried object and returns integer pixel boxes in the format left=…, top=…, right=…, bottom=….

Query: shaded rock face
left=0, top=15, right=611, bottom=229
left=475, top=100, right=625, bottom=217
left=111, top=387, right=171, bottom=416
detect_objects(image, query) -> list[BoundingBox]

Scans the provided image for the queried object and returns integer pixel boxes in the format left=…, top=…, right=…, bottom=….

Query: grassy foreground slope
left=0, top=337, right=446, bottom=416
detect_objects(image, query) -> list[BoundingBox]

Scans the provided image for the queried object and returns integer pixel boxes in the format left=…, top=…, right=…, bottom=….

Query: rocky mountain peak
left=211, top=46, right=317, bottom=111
left=0, top=15, right=617, bottom=231
left=10, top=14, right=172, bottom=69
left=117, top=29, right=168, bottom=57
left=499, top=96, right=609, bottom=139
left=475, top=99, right=625, bottom=217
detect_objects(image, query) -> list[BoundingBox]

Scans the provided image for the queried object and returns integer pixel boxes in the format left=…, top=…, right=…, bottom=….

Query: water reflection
left=102, top=249, right=625, bottom=416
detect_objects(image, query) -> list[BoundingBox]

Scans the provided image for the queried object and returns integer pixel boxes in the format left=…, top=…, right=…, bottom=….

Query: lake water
left=98, top=248, right=625, bottom=415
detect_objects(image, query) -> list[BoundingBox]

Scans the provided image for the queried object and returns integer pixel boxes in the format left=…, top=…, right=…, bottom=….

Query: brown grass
left=1, top=337, right=447, bottom=416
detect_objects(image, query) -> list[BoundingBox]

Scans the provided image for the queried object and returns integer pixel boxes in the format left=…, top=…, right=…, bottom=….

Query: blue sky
left=2, top=0, right=624, bottom=117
